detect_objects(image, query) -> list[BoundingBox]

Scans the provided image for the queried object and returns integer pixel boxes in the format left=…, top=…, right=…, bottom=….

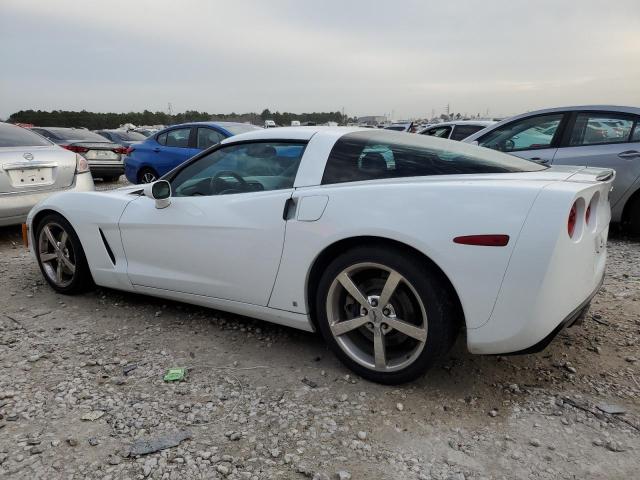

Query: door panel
left=119, top=190, right=292, bottom=306
left=154, top=127, right=195, bottom=176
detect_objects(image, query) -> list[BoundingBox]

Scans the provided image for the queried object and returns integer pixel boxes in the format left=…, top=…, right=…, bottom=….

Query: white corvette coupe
left=27, top=127, right=613, bottom=383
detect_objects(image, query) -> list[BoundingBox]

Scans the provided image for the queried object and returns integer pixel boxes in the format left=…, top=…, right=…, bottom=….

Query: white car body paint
left=27, top=127, right=613, bottom=354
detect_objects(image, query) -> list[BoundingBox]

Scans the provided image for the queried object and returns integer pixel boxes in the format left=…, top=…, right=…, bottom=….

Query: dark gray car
left=464, top=106, right=640, bottom=234
left=30, top=127, right=126, bottom=181
left=95, top=129, right=146, bottom=147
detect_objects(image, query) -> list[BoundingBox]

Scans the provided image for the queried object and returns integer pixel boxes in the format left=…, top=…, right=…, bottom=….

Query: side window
left=569, top=113, right=635, bottom=146
left=170, top=142, right=306, bottom=197
left=479, top=114, right=563, bottom=152
left=632, top=122, right=640, bottom=143
left=450, top=125, right=486, bottom=141
left=156, top=132, right=167, bottom=145
left=165, top=128, right=191, bottom=148
left=197, top=128, right=225, bottom=149
left=422, top=126, right=451, bottom=138
left=321, top=131, right=545, bottom=185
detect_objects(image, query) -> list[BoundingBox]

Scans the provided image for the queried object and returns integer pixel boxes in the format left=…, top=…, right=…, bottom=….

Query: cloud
left=1, top=0, right=638, bottom=119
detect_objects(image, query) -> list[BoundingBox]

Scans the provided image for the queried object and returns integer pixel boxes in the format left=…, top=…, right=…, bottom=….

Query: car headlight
left=76, top=153, right=90, bottom=173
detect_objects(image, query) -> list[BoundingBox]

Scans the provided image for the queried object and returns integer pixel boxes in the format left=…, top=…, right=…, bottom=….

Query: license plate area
left=7, top=167, right=54, bottom=187
left=86, top=150, right=118, bottom=160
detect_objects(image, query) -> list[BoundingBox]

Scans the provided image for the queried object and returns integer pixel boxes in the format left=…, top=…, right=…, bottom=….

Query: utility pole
left=167, top=102, right=173, bottom=116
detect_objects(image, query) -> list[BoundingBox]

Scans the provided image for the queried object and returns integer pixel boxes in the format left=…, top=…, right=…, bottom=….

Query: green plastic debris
left=163, top=368, right=186, bottom=382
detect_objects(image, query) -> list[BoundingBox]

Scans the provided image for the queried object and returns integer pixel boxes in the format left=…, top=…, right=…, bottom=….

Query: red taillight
left=453, top=235, right=510, bottom=247
left=568, top=202, right=578, bottom=237
left=585, top=204, right=591, bottom=225
left=61, top=145, right=89, bottom=153
left=113, top=146, right=130, bottom=155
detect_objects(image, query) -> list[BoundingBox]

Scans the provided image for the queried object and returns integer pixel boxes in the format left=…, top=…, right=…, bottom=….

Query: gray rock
left=597, top=403, right=626, bottom=415
left=128, top=430, right=192, bottom=456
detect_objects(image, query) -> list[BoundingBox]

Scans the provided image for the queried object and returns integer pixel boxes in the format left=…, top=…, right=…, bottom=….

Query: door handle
left=618, top=150, right=640, bottom=159
left=283, top=198, right=296, bottom=220
left=153, top=147, right=161, bottom=153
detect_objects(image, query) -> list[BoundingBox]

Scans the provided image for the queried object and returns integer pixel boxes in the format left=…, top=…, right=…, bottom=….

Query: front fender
left=28, top=190, right=138, bottom=291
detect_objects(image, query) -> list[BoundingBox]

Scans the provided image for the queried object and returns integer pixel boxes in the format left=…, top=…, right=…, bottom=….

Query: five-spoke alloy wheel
left=35, top=214, right=93, bottom=294
left=316, top=246, right=458, bottom=384
left=38, top=221, right=76, bottom=288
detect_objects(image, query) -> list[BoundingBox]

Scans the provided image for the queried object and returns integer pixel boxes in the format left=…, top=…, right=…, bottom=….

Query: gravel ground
left=0, top=177, right=639, bottom=479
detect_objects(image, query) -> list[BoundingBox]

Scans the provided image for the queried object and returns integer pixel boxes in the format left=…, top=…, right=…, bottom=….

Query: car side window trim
left=559, top=111, right=639, bottom=148
left=156, top=127, right=192, bottom=148
left=163, top=139, right=309, bottom=183
left=478, top=113, right=569, bottom=152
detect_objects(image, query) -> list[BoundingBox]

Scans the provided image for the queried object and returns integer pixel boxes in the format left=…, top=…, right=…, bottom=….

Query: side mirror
left=143, top=180, right=171, bottom=209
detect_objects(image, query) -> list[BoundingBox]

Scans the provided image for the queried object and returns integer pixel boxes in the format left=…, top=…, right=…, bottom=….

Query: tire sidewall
left=315, top=246, right=456, bottom=384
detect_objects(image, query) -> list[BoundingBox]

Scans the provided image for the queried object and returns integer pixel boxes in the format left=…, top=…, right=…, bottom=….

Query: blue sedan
left=124, top=122, right=262, bottom=184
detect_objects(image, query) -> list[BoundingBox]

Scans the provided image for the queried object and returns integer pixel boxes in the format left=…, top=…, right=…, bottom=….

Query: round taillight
left=568, top=202, right=578, bottom=238
left=585, top=204, right=592, bottom=225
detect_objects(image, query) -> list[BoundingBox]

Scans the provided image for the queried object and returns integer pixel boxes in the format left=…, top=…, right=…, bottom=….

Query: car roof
left=424, top=120, right=496, bottom=128
left=221, top=126, right=365, bottom=143
left=508, top=105, right=640, bottom=116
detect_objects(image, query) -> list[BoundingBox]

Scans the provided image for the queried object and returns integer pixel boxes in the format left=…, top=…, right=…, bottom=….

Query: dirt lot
left=1, top=179, right=639, bottom=479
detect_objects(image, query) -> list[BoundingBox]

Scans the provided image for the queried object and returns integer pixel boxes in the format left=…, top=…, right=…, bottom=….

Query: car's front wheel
left=35, top=213, right=94, bottom=294
left=138, top=168, right=158, bottom=184
left=316, top=246, right=459, bottom=384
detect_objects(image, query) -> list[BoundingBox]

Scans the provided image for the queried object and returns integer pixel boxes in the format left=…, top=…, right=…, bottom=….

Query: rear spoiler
left=566, top=167, right=615, bottom=184
left=595, top=170, right=614, bottom=182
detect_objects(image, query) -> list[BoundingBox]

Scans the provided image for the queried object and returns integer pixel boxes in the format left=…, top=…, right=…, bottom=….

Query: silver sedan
left=463, top=105, right=640, bottom=234
left=0, top=122, right=94, bottom=226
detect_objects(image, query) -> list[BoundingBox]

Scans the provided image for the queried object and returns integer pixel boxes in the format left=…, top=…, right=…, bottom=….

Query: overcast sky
left=1, top=0, right=639, bottom=120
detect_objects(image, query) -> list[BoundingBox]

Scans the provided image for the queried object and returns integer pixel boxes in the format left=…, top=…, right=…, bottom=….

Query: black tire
left=102, top=175, right=121, bottom=182
left=137, top=168, right=158, bottom=184
left=315, top=245, right=459, bottom=384
left=626, top=195, right=640, bottom=236
left=34, top=213, right=94, bottom=294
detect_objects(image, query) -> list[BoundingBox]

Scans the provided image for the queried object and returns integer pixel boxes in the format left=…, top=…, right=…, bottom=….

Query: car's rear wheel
left=102, top=175, right=120, bottom=182
left=626, top=195, right=640, bottom=236
left=35, top=213, right=94, bottom=294
left=138, top=168, right=158, bottom=184
left=316, top=246, right=458, bottom=384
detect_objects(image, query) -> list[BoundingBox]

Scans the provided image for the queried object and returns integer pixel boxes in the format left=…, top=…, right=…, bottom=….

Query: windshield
left=43, top=128, right=111, bottom=142
left=112, top=131, right=146, bottom=141
left=0, top=123, right=52, bottom=147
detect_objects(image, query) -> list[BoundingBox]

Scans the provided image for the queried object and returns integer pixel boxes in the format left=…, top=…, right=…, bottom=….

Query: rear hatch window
left=0, top=123, right=51, bottom=147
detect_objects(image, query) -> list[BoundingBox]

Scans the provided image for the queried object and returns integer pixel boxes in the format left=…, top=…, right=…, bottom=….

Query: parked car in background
left=95, top=129, right=146, bottom=147
left=28, top=127, right=613, bottom=383
left=464, top=106, right=640, bottom=234
left=0, top=122, right=94, bottom=226
left=29, top=127, right=126, bottom=181
left=384, top=122, right=413, bottom=132
left=133, top=127, right=161, bottom=137
left=124, top=122, right=262, bottom=184
left=419, top=120, right=496, bottom=141
left=264, top=120, right=277, bottom=128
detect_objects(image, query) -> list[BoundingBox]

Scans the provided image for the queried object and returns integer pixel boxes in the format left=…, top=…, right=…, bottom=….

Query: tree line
left=7, top=109, right=348, bottom=129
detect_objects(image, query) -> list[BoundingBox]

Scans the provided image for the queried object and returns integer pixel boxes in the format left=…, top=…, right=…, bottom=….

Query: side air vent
left=98, top=228, right=116, bottom=265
